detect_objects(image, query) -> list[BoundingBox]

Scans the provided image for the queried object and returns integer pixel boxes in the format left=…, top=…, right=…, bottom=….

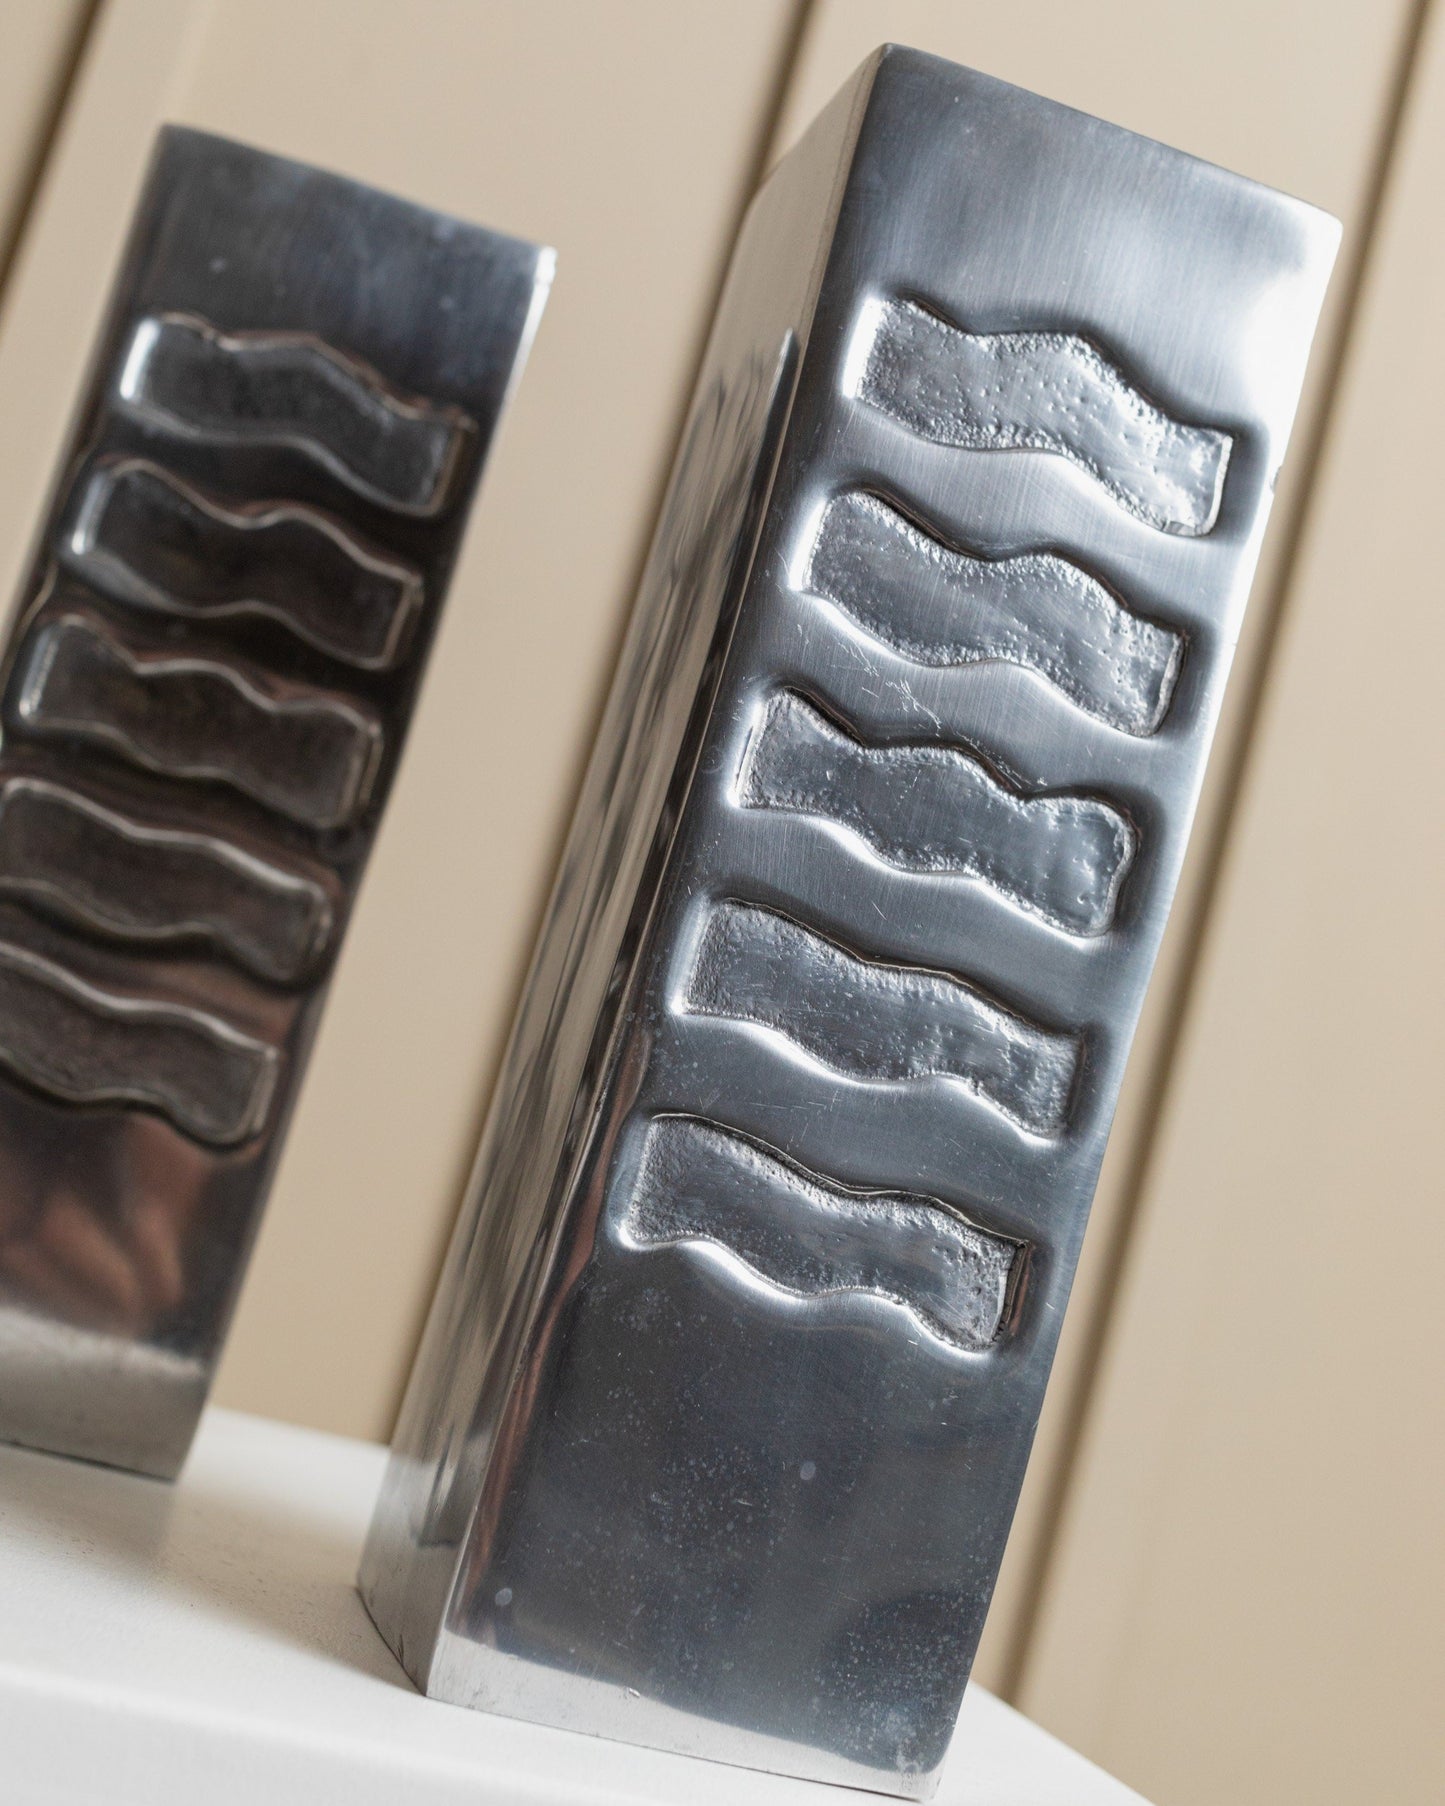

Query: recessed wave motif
left=66, top=458, right=424, bottom=669
left=804, top=490, right=1183, bottom=735
left=737, top=691, right=1134, bottom=935
left=850, top=297, right=1231, bottom=536
left=0, top=779, right=333, bottom=984
left=12, top=614, right=384, bottom=831
left=116, top=312, right=475, bottom=514
left=0, top=940, right=279, bottom=1146
left=683, top=901, right=1078, bottom=1135
left=621, top=1115, right=1022, bottom=1355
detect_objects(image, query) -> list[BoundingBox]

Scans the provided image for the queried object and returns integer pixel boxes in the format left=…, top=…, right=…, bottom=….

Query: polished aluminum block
left=0, top=128, right=551, bottom=1477
left=362, top=49, right=1337, bottom=1796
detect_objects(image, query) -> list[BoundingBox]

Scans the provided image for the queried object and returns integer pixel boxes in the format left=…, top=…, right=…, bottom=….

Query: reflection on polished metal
left=362, top=49, right=1336, bottom=1798
left=0, top=128, right=551, bottom=1478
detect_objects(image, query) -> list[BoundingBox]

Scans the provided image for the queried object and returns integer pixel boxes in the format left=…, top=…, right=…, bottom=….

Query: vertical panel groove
left=0, top=1, right=103, bottom=303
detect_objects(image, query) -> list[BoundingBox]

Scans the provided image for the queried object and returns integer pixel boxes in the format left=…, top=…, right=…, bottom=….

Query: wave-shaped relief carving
left=621, top=1115, right=1022, bottom=1354
left=804, top=490, right=1183, bottom=735
left=0, top=779, right=332, bottom=984
left=0, top=939, right=278, bottom=1146
left=849, top=297, right=1232, bottom=537
left=683, top=901, right=1078, bottom=1135
left=12, top=614, right=384, bottom=831
left=737, top=691, right=1134, bottom=935
left=116, top=313, right=475, bottom=515
left=66, top=459, right=424, bottom=669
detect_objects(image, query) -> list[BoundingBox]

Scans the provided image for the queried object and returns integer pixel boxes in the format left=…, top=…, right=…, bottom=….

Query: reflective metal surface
left=0, top=128, right=551, bottom=1478
left=362, top=49, right=1336, bottom=1797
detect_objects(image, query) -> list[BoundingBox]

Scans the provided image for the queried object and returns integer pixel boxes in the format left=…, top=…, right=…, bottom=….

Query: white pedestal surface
left=0, top=1407, right=1148, bottom=1804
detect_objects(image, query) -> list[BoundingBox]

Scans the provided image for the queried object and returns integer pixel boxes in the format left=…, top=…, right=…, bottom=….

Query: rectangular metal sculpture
left=362, top=48, right=1337, bottom=1796
left=0, top=128, right=551, bottom=1478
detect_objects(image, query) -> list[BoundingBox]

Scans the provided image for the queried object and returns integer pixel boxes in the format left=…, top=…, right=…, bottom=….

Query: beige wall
left=0, top=4, right=1437, bottom=1801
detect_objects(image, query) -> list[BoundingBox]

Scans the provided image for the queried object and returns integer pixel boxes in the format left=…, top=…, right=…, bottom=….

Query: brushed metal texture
left=362, top=48, right=1336, bottom=1796
left=0, top=127, right=551, bottom=1478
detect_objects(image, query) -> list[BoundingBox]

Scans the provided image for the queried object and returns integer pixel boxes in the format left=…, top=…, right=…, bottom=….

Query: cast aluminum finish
left=363, top=49, right=1336, bottom=1796
left=0, top=128, right=551, bottom=1477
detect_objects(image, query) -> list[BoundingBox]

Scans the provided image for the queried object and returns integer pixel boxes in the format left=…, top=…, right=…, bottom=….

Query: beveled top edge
left=869, top=42, right=1342, bottom=249
left=154, top=123, right=556, bottom=271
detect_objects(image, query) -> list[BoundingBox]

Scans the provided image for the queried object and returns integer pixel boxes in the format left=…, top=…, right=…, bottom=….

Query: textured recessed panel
left=682, top=901, right=1078, bottom=1134
left=737, top=689, right=1135, bottom=934
left=0, top=940, right=278, bottom=1147
left=13, top=614, right=384, bottom=830
left=0, top=778, right=332, bottom=984
left=804, top=490, right=1183, bottom=735
left=117, top=313, right=475, bottom=515
left=851, top=297, right=1232, bottom=536
left=622, top=1114, right=1021, bottom=1355
left=66, top=459, right=424, bottom=668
